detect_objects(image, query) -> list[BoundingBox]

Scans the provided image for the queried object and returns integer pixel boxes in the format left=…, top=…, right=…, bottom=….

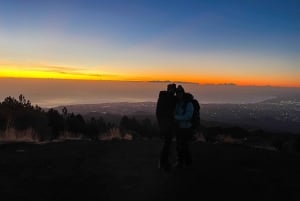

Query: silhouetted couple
left=156, top=83, right=194, bottom=171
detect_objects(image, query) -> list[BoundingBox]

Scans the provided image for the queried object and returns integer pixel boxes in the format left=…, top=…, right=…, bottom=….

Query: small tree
left=0, top=112, right=6, bottom=132
left=66, top=113, right=86, bottom=136
left=47, top=109, right=65, bottom=139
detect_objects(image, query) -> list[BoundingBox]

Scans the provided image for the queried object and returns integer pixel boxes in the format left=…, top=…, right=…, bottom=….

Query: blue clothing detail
left=174, top=101, right=194, bottom=128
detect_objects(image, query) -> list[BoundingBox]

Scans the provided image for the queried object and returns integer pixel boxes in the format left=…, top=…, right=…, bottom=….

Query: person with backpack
left=156, top=83, right=177, bottom=171
left=174, top=85, right=194, bottom=168
left=186, top=92, right=201, bottom=140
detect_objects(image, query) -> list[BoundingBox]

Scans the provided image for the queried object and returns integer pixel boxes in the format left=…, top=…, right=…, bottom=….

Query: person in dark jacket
left=174, top=85, right=194, bottom=168
left=156, top=83, right=177, bottom=171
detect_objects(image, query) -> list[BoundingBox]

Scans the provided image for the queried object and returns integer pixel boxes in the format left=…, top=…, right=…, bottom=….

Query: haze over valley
left=1, top=78, right=299, bottom=107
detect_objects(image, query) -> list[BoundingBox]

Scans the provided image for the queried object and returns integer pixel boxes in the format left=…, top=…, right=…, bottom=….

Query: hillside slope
left=0, top=140, right=300, bottom=201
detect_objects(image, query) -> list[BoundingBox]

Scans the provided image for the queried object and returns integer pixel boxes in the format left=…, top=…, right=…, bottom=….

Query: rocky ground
left=0, top=139, right=300, bottom=201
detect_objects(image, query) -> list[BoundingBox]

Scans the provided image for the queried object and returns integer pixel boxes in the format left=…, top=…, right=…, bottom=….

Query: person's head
left=176, top=85, right=185, bottom=100
left=167, top=83, right=176, bottom=95
left=184, top=92, right=194, bottom=102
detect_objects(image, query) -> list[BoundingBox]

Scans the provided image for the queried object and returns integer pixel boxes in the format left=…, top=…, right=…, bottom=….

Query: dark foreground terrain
left=1, top=140, right=300, bottom=201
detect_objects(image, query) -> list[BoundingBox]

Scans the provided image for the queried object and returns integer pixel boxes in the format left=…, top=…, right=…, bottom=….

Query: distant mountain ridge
left=260, top=95, right=300, bottom=105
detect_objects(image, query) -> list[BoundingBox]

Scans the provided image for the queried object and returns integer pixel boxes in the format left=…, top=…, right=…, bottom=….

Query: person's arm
left=175, top=102, right=194, bottom=121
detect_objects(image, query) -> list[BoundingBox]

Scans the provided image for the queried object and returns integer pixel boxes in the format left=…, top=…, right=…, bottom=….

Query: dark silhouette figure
left=156, top=83, right=177, bottom=171
left=174, top=85, right=194, bottom=168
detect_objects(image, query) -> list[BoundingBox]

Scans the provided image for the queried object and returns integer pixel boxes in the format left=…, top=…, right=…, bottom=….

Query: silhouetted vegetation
left=47, top=108, right=65, bottom=139
left=119, top=115, right=159, bottom=139
left=0, top=95, right=49, bottom=140
left=0, top=95, right=101, bottom=141
left=0, top=95, right=159, bottom=141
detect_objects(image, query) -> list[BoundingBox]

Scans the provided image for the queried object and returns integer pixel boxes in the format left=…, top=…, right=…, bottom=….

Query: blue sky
left=0, top=0, right=299, bottom=86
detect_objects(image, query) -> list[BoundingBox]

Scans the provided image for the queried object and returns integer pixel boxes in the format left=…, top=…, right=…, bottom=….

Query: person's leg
left=160, top=131, right=172, bottom=168
left=175, top=128, right=185, bottom=168
left=183, top=128, right=192, bottom=166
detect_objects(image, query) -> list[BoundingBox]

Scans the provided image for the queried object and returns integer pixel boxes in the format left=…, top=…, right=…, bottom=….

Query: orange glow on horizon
left=0, top=66, right=299, bottom=88
left=0, top=67, right=122, bottom=81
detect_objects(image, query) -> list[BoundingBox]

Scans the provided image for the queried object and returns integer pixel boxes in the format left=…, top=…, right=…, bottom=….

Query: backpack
left=184, top=93, right=201, bottom=131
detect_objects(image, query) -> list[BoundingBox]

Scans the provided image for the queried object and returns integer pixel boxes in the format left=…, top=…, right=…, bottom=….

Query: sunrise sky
left=0, top=0, right=299, bottom=87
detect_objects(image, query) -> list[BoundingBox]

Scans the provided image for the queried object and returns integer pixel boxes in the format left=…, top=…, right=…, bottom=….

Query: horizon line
left=0, top=76, right=299, bottom=89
